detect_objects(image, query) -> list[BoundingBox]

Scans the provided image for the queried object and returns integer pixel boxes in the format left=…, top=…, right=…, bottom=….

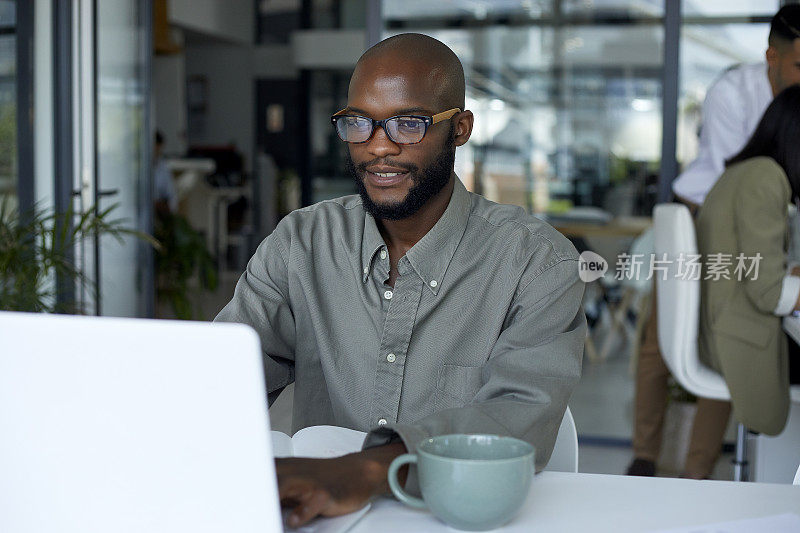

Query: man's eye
left=398, top=119, right=423, bottom=129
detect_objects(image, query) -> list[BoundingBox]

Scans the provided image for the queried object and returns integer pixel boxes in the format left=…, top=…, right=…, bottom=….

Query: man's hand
left=277, top=441, right=407, bottom=528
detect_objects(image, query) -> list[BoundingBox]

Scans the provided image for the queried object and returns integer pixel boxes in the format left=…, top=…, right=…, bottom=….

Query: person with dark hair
left=215, top=33, right=585, bottom=527
left=696, top=85, right=800, bottom=438
left=153, top=130, right=176, bottom=215
left=627, top=5, right=800, bottom=480
left=672, top=4, right=800, bottom=206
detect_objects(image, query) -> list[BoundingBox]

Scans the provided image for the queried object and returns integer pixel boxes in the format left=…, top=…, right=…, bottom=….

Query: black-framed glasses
left=331, top=108, right=461, bottom=145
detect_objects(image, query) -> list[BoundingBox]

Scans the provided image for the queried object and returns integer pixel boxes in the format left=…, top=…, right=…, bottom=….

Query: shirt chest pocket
left=434, top=364, right=484, bottom=411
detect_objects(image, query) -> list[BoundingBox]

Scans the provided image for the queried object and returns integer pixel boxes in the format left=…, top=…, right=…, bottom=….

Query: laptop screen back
left=0, top=312, right=282, bottom=533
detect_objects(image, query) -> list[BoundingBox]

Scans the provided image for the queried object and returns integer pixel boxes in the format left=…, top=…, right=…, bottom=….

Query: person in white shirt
left=673, top=6, right=800, bottom=207
left=671, top=64, right=771, bottom=206
left=628, top=5, right=800, bottom=479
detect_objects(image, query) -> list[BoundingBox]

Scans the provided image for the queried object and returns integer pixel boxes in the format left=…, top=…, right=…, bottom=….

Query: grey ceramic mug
left=387, top=434, right=535, bottom=531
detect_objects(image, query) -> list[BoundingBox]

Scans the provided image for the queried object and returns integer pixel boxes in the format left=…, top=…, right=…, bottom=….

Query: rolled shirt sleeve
left=364, top=257, right=586, bottom=487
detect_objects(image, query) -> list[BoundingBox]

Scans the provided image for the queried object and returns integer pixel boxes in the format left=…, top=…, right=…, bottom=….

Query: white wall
left=253, top=44, right=297, bottom=78
left=291, top=30, right=365, bottom=68
left=184, top=44, right=255, bottom=172
left=153, top=52, right=188, bottom=155
left=169, top=0, right=253, bottom=45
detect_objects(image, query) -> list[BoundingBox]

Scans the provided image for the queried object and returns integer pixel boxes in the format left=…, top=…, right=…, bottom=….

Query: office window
left=379, top=0, right=788, bottom=216
left=0, top=0, right=15, bottom=210
left=682, top=1, right=780, bottom=17
left=92, top=0, right=151, bottom=317
left=677, top=1, right=781, bottom=169
left=383, top=1, right=664, bottom=217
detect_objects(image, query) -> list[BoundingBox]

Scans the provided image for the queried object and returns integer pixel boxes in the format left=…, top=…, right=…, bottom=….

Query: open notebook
left=272, top=425, right=367, bottom=459
left=272, top=425, right=371, bottom=532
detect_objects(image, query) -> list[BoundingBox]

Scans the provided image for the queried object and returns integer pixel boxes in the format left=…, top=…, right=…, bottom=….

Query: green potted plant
left=153, top=211, right=218, bottom=320
left=0, top=198, right=158, bottom=314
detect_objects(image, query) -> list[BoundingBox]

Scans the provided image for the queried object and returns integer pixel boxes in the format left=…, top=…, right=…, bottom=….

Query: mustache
left=355, top=158, right=418, bottom=174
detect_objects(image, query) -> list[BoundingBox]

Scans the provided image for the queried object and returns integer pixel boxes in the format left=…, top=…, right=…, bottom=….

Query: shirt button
left=430, top=280, right=438, bottom=288
left=380, top=250, right=387, bottom=260
left=378, top=418, right=387, bottom=426
left=384, top=290, right=393, bottom=300
left=386, top=353, right=396, bottom=363
left=363, top=267, right=368, bottom=274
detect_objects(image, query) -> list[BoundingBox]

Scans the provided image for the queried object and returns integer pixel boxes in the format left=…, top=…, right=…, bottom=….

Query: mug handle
left=387, top=453, right=426, bottom=509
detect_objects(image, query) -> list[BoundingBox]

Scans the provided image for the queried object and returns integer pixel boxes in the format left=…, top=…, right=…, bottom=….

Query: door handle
left=71, top=189, right=120, bottom=198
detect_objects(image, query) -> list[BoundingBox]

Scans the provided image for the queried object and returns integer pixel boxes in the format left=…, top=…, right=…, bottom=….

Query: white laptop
left=0, top=311, right=281, bottom=533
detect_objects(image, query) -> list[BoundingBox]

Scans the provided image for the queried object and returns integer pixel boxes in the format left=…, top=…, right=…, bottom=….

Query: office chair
left=546, top=406, right=579, bottom=473
left=653, top=203, right=748, bottom=481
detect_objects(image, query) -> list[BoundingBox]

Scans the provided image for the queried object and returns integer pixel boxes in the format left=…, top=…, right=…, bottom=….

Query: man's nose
left=366, top=124, right=402, bottom=158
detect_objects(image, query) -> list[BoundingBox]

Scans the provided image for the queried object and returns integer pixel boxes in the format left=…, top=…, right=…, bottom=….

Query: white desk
left=349, top=472, right=800, bottom=532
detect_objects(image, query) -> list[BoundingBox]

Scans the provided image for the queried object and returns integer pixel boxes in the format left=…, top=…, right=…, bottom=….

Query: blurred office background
left=1, top=0, right=796, bottom=478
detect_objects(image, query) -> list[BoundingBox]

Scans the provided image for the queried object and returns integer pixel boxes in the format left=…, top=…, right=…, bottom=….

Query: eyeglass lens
left=335, top=116, right=428, bottom=144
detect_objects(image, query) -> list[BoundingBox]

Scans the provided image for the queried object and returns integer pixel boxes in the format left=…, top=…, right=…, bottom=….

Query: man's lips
left=363, top=166, right=411, bottom=187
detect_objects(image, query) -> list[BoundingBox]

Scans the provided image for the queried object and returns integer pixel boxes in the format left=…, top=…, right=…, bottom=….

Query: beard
left=346, top=127, right=456, bottom=221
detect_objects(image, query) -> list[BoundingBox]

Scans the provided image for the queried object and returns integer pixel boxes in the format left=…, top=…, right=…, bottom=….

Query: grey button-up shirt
left=215, top=178, right=585, bottom=470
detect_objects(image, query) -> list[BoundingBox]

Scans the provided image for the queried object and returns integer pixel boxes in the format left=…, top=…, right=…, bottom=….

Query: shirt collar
left=360, top=178, right=472, bottom=295
left=361, top=210, right=386, bottom=283
left=406, top=178, right=471, bottom=295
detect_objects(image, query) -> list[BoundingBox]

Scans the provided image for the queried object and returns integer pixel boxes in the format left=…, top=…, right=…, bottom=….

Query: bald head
left=350, top=33, right=465, bottom=111
left=341, top=33, right=474, bottom=222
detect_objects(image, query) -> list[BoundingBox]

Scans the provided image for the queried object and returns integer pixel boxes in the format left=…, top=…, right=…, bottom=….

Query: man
left=215, top=33, right=585, bottom=526
left=629, top=5, right=800, bottom=479
left=672, top=4, right=800, bottom=207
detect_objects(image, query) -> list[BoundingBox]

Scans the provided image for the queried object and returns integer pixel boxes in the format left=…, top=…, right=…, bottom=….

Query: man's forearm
left=276, top=441, right=410, bottom=527
left=354, top=441, right=408, bottom=495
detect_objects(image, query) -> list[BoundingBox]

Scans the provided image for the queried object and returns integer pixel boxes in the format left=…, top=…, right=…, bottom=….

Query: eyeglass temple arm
left=431, top=108, right=461, bottom=124
left=332, top=108, right=348, bottom=117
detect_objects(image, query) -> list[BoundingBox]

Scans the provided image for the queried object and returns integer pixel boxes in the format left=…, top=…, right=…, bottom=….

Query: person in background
left=696, top=85, right=800, bottom=438
left=672, top=4, right=800, bottom=208
left=215, top=33, right=585, bottom=527
left=154, top=130, right=177, bottom=216
left=628, top=5, right=800, bottom=479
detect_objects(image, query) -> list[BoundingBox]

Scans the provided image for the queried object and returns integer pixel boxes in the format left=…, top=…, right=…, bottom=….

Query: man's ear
left=453, top=110, right=474, bottom=147
left=766, top=45, right=779, bottom=67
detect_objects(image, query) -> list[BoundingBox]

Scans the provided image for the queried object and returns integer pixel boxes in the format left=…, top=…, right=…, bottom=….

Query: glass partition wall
left=678, top=2, right=779, bottom=168
left=382, top=1, right=664, bottom=217
left=305, top=0, right=794, bottom=219
left=0, top=0, right=17, bottom=210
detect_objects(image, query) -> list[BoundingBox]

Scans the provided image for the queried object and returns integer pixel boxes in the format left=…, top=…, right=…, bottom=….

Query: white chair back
left=545, top=406, right=579, bottom=473
left=653, top=204, right=730, bottom=400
